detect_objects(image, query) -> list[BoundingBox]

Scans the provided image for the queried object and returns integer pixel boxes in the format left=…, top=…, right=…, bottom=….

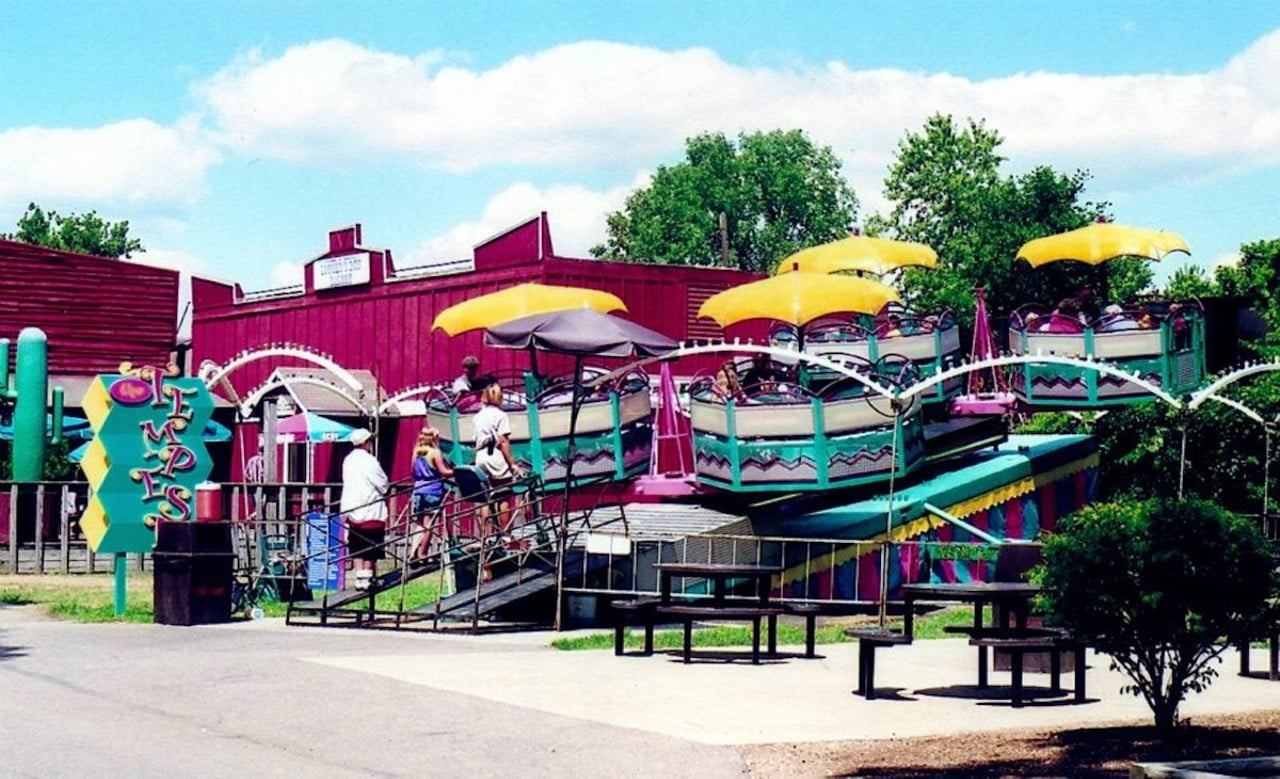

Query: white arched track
left=377, top=383, right=450, bottom=416
left=199, top=344, right=365, bottom=396
left=1187, top=359, right=1280, bottom=412
left=239, top=376, right=370, bottom=418
left=591, top=340, right=900, bottom=400
left=198, top=343, right=370, bottom=417
left=899, top=352, right=1184, bottom=409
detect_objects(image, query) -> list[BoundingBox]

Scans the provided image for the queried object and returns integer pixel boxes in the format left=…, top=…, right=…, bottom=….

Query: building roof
left=264, top=366, right=384, bottom=416
left=0, top=239, right=179, bottom=376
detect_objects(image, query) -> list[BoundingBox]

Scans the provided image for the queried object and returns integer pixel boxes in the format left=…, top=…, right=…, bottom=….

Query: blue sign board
left=305, top=512, right=345, bottom=591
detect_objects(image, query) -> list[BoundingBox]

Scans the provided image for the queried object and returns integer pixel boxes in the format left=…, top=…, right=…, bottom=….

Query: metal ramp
left=285, top=483, right=632, bottom=631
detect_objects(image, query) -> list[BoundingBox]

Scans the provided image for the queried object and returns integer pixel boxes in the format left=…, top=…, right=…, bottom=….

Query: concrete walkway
left=308, top=626, right=1280, bottom=745
left=3, top=606, right=1278, bottom=776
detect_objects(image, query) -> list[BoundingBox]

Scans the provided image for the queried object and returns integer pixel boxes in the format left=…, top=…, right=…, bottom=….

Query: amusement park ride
left=180, top=221, right=1278, bottom=628
left=402, top=222, right=1210, bottom=505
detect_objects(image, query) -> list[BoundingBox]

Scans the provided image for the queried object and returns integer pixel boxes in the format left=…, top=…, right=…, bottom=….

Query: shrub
left=1040, top=497, right=1280, bottom=731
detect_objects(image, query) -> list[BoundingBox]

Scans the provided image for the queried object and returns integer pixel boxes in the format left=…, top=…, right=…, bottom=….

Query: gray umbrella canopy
left=484, top=308, right=677, bottom=358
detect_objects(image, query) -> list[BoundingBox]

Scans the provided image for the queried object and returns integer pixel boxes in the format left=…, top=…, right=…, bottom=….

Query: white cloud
left=192, top=34, right=1280, bottom=202
left=404, top=172, right=649, bottom=263
left=0, top=118, right=219, bottom=216
left=1212, top=251, right=1242, bottom=271
left=127, top=247, right=210, bottom=276
left=270, top=261, right=304, bottom=287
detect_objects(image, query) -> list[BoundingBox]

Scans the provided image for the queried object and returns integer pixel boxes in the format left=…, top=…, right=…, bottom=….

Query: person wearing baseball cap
left=340, top=427, right=388, bottom=591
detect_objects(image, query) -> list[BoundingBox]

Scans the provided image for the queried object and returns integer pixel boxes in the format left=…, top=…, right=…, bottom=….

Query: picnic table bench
left=611, top=562, right=820, bottom=663
left=612, top=598, right=820, bottom=662
left=967, top=628, right=1087, bottom=707
left=1237, top=618, right=1280, bottom=681
left=847, top=582, right=1090, bottom=706
left=844, top=628, right=913, bottom=700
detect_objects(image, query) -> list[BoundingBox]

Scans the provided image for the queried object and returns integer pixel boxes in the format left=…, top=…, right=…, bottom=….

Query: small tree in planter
left=1040, top=497, right=1280, bottom=731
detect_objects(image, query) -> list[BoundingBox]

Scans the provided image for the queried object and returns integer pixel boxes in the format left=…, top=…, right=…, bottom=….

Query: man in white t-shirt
left=451, top=355, right=481, bottom=396
left=340, top=428, right=389, bottom=591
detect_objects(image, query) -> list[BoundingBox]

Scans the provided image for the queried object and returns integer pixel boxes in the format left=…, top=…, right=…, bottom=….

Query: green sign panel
left=80, top=369, right=214, bottom=554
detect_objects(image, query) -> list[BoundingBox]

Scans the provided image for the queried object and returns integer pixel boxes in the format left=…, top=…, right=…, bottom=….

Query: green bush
left=1040, top=497, right=1280, bottom=731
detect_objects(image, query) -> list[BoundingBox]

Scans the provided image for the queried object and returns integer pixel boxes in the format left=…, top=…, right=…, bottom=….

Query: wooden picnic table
left=653, top=561, right=782, bottom=606
left=901, top=581, right=1043, bottom=687
left=613, top=562, right=800, bottom=664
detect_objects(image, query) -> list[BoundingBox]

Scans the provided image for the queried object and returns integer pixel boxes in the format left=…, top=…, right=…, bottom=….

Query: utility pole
left=718, top=212, right=730, bottom=268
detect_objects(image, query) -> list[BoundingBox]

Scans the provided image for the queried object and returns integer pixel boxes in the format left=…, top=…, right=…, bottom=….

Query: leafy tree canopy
left=591, top=130, right=858, bottom=273
left=4, top=202, right=144, bottom=259
left=1215, top=238, right=1280, bottom=352
left=871, top=114, right=1151, bottom=327
left=1162, top=265, right=1217, bottom=300
left=1040, top=497, right=1280, bottom=731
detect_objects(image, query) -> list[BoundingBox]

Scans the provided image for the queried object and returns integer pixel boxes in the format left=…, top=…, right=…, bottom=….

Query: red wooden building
left=191, top=213, right=762, bottom=483
left=0, top=238, right=179, bottom=399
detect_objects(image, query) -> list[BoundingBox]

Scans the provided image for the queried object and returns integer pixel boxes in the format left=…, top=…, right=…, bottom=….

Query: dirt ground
left=742, top=709, right=1280, bottom=777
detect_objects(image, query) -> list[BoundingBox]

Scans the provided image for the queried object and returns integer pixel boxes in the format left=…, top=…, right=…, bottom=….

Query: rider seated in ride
left=876, top=313, right=904, bottom=338
left=1039, top=298, right=1087, bottom=333
left=715, top=359, right=747, bottom=402
left=741, top=353, right=786, bottom=394
left=1098, top=303, right=1140, bottom=331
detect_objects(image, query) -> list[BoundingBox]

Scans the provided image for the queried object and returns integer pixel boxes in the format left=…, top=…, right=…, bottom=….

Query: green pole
left=13, top=327, right=49, bottom=482
left=114, top=553, right=127, bottom=617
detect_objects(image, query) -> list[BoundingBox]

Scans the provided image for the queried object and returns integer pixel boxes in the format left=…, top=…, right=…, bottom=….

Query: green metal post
left=810, top=396, right=828, bottom=487
left=526, top=401, right=544, bottom=482
left=13, top=327, right=49, bottom=482
left=114, top=553, right=127, bottom=617
left=609, top=393, right=624, bottom=479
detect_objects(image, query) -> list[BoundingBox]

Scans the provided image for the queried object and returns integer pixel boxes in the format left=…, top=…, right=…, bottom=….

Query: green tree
left=1216, top=238, right=1280, bottom=353
left=591, top=130, right=858, bottom=272
left=1040, top=497, right=1280, bottom=731
left=4, top=202, right=144, bottom=259
left=1163, top=265, right=1218, bottom=300
left=872, top=114, right=1151, bottom=326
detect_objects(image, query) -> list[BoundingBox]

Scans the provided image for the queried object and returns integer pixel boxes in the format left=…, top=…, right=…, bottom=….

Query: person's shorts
left=486, top=475, right=514, bottom=503
left=412, top=494, right=444, bottom=521
left=346, top=521, right=386, bottom=561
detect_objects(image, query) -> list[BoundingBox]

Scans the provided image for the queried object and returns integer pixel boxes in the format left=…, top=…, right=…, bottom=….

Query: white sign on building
left=313, top=253, right=371, bottom=290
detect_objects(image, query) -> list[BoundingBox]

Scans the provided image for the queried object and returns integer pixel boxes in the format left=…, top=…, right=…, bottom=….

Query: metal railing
left=562, top=534, right=1033, bottom=608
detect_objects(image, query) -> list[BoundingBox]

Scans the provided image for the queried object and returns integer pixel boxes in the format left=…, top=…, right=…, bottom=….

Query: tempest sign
left=79, top=365, right=214, bottom=554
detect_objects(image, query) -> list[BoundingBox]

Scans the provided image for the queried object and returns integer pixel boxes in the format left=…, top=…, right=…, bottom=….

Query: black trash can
left=153, top=521, right=234, bottom=626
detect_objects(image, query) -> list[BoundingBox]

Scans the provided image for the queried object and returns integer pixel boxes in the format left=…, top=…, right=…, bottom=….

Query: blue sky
left=2, top=1, right=1279, bottom=295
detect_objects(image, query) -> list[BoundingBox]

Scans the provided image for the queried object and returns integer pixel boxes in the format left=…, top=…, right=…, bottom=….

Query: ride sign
left=79, top=364, right=215, bottom=554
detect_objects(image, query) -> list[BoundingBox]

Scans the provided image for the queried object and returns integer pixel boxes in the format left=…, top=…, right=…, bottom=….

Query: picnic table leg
left=1270, top=631, right=1279, bottom=682
left=1240, top=641, right=1252, bottom=676
left=767, top=613, right=778, bottom=656
left=1073, top=646, right=1087, bottom=702
left=751, top=615, right=762, bottom=665
left=1049, top=646, right=1062, bottom=692
left=859, top=642, right=879, bottom=700
left=682, top=617, right=693, bottom=664
left=804, top=613, right=817, bottom=659
left=643, top=620, right=654, bottom=656
left=614, top=623, right=625, bottom=656
left=975, top=599, right=988, bottom=688
left=1010, top=648, right=1025, bottom=708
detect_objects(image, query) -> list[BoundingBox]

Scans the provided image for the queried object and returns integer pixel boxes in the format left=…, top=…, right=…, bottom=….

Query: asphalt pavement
left=3, top=605, right=1278, bottom=777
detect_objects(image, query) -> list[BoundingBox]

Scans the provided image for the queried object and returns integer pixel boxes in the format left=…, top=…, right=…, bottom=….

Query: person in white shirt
left=473, top=383, right=523, bottom=538
left=340, top=428, right=389, bottom=591
left=451, top=355, right=481, bottom=397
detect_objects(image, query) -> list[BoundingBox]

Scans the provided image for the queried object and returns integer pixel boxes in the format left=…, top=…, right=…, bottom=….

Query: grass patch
left=0, top=574, right=155, bottom=623
left=0, top=566, right=444, bottom=623
left=550, top=605, right=987, bottom=651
